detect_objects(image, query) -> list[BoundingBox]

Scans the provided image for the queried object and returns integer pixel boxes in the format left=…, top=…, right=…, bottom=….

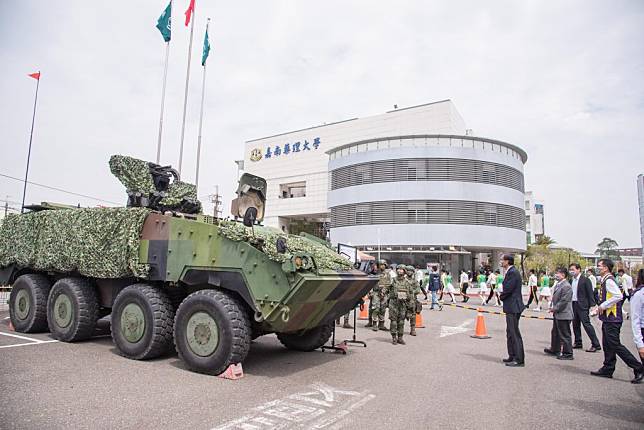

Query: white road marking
left=3, top=317, right=9, bottom=320
left=0, top=340, right=59, bottom=349
left=0, top=331, right=50, bottom=343
left=212, top=383, right=375, bottom=430
left=440, top=320, right=472, bottom=338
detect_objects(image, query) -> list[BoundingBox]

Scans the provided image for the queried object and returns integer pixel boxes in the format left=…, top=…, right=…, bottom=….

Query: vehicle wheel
left=111, top=284, right=174, bottom=360
left=47, top=277, right=99, bottom=342
left=174, top=289, right=251, bottom=375
left=9, top=274, right=51, bottom=333
left=277, top=323, right=334, bottom=351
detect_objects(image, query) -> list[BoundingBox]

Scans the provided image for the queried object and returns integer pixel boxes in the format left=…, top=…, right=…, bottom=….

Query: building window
left=355, top=204, right=370, bottom=225
left=483, top=204, right=497, bottom=225
left=279, top=181, right=306, bottom=199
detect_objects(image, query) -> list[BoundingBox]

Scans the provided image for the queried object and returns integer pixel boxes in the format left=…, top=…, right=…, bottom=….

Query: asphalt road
left=1, top=304, right=642, bottom=430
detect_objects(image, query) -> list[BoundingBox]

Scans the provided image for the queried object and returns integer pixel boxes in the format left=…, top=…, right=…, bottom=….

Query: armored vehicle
left=0, top=155, right=376, bottom=375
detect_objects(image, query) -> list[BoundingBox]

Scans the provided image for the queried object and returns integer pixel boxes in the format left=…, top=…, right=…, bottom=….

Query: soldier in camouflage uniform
left=405, top=265, right=421, bottom=336
left=370, top=260, right=392, bottom=331
left=389, top=265, right=414, bottom=345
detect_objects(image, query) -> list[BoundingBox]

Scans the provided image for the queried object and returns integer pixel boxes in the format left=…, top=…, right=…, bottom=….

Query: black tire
left=9, top=274, right=51, bottom=333
left=111, top=284, right=174, bottom=360
left=277, top=323, right=334, bottom=352
left=174, top=289, right=251, bottom=375
left=47, top=277, right=99, bottom=342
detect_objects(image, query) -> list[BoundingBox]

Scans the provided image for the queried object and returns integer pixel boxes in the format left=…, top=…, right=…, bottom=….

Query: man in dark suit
left=499, top=254, right=525, bottom=367
left=569, top=263, right=601, bottom=352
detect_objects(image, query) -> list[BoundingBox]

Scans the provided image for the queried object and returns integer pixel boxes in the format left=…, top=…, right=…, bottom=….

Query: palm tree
left=535, top=235, right=555, bottom=246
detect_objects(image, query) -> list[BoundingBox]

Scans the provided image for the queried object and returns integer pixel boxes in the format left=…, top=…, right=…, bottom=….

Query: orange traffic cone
left=415, top=312, right=425, bottom=328
left=358, top=297, right=369, bottom=320
left=470, top=308, right=491, bottom=339
left=218, top=363, right=244, bottom=380
left=8, top=320, right=15, bottom=332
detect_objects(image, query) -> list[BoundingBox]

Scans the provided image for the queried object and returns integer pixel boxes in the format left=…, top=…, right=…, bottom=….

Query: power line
left=0, top=172, right=121, bottom=205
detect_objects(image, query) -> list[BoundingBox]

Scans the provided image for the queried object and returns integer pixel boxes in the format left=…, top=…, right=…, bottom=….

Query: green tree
left=595, top=237, right=621, bottom=261
left=535, top=235, right=555, bottom=246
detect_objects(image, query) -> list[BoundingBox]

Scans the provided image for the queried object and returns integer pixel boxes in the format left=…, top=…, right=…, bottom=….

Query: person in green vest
left=497, top=269, right=505, bottom=305
left=443, top=271, right=457, bottom=303
left=536, top=271, right=552, bottom=311
left=478, top=270, right=488, bottom=305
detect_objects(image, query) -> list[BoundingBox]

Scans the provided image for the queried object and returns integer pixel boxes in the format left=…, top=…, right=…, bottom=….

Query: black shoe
left=590, top=370, right=613, bottom=378
left=557, top=354, right=574, bottom=360
left=543, top=348, right=557, bottom=356
left=505, top=361, right=525, bottom=367
left=502, top=357, right=515, bottom=363
left=585, top=346, right=600, bottom=353
left=572, top=345, right=583, bottom=349
left=632, top=370, right=644, bottom=384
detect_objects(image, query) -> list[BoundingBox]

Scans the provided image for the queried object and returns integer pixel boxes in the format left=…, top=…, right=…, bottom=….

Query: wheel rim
left=121, top=303, right=146, bottom=343
left=186, top=311, right=219, bottom=357
left=14, top=289, right=30, bottom=321
left=53, top=294, right=73, bottom=328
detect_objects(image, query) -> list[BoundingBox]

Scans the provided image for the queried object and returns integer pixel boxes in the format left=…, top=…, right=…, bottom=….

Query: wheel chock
left=218, top=363, right=244, bottom=380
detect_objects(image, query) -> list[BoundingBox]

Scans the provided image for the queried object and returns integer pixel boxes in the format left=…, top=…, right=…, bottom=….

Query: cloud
left=1, top=0, right=643, bottom=252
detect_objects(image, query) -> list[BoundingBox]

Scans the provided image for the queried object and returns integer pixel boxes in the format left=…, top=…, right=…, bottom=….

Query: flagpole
left=195, top=18, right=210, bottom=192
left=21, top=72, right=40, bottom=213
left=178, top=4, right=196, bottom=176
left=156, top=41, right=170, bottom=164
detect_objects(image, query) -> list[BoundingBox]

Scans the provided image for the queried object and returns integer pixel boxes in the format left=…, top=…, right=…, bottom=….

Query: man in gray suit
left=544, top=267, right=574, bottom=360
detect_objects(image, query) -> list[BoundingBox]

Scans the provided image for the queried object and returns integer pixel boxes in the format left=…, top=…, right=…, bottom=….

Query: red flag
left=28, top=72, right=40, bottom=80
left=184, top=0, right=195, bottom=26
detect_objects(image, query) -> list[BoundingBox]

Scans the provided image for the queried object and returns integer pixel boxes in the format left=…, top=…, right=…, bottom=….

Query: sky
left=1, top=0, right=643, bottom=253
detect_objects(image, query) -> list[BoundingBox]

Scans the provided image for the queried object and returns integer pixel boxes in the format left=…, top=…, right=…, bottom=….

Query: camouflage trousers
left=388, top=298, right=409, bottom=336
left=371, top=292, right=388, bottom=323
left=407, top=300, right=419, bottom=328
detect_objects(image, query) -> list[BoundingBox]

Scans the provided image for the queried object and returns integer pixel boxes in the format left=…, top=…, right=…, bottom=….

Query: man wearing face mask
left=569, top=263, right=601, bottom=352
left=544, top=267, right=574, bottom=360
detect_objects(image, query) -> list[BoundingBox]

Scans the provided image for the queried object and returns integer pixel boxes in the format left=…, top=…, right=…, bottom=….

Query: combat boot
left=342, top=317, right=352, bottom=329
left=365, top=321, right=373, bottom=328
left=391, top=335, right=398, bottom=345
left=397, top=336, right=406, bottom=345
left=371, top=320, right=379, bottom=331
left=378, top=321, right=388, bottom=331
left=410, top=327, right=417, bottom=336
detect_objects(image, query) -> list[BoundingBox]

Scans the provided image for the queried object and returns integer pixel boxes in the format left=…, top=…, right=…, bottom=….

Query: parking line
left=0, top=340, right=59, bottom=349
left=0, top=331, right=51, bottom=343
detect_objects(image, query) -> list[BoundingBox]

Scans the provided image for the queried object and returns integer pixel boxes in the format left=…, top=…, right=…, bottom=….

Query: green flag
left=202, top=26, right=211, bottom=66
left=156, top=1, right=172, bottom=42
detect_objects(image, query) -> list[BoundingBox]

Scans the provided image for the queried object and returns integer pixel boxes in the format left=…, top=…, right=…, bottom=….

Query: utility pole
left=210, top=185, right=222, bottom=218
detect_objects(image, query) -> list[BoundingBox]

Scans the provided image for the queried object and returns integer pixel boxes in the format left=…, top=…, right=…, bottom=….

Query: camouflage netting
left=109, top=155, right=202, bottom=214
left=0, top=207, right=150, bottom=279
left=218, top=221, right=352, bottom=271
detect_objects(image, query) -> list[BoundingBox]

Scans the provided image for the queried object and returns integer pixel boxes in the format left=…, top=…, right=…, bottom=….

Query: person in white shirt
left=485, top=271, right=500, bottom=306
left=526, top=269, right=539, bottom=310
left=459, top=270, right=470, bottom=303
left=630, top=269, right=644, bottom=383
left=618, top=269, right=633, bottom=319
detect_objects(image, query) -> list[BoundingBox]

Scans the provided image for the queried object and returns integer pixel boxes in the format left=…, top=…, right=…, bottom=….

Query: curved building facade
left=327, top=135, right=528, bottom=261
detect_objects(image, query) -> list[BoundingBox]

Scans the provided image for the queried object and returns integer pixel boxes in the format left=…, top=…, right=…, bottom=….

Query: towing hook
left=254, top=311, right=264, bottom=322
left=281, top=307, right=290, bottom=323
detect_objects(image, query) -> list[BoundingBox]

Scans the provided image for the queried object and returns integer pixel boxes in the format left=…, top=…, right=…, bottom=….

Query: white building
left=525, top=191, right=545, bottom=245
left=243, top=100, right=527, bottom=271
